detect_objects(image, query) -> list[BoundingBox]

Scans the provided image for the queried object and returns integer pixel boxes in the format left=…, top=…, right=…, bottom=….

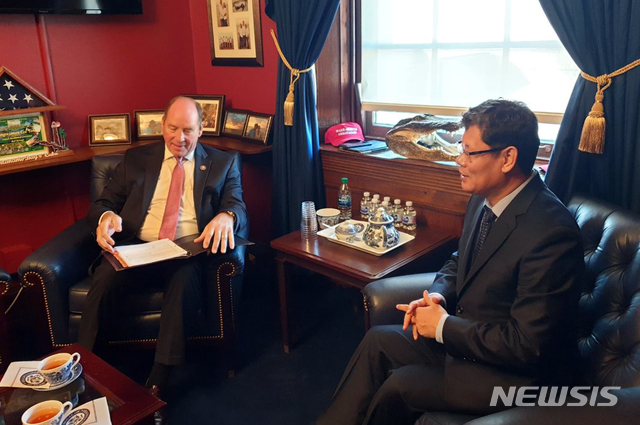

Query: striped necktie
left=472, top=206, right=496, bottom=263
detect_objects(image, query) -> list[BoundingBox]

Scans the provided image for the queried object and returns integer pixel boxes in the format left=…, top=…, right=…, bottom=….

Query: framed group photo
left=134, top=110, right=164, bottom=140
left=88, top=114, right=131, bottom=146
left=243, top=112, right=272, bottom=145
left=186, top=94, right=225, bottom=136
left=206, top=0, right=264, bottom=66
left=222, top=109, right=250, bottom=137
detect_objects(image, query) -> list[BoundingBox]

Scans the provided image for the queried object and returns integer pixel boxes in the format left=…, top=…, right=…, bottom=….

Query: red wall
left=0, top=0, right=278, bottom=272
left=188, top=0, right=278, bottom=245
left=189, top=0, right=278, bottom=114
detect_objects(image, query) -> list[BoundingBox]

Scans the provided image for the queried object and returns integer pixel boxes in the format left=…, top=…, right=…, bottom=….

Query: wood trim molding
left=316, top=0, right=357, bottom=138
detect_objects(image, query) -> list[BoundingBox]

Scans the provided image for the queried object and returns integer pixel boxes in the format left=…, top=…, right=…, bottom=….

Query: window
left=360, top=0, right=579, bottom=145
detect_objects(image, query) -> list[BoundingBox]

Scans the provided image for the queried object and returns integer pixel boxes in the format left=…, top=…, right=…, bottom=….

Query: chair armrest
left=0, top=266, right=10, bottom=295
left=465, top=387, right=640, bottom=425
left=207, top=244, right=246, bottom=276
left=19, top=220, right=98, bottom=289
left=18, top=220, right=99, bottom=345
left=363, top=273, right=437, bottom=328
left=0, top=266, right=9, bottom=283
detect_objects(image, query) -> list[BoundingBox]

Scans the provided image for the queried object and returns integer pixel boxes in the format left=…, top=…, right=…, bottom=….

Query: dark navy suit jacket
left=87, top=141, right=247, bottom=242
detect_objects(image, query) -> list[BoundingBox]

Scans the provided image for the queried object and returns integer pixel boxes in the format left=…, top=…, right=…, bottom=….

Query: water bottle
left=383, top=196, right=391, bottom=206
left=392, top=199, right=403, bottom=228
left=338, top=177, right=352, bottom=220
left=360, top=191, right=371, bottom=220
left=381, top=200, right=390, bottom=215
left=403, top=201, right=417, bottom=230
left=370, top=194, right=380, bottom=218
left=369, top=198, right=379, bottom=218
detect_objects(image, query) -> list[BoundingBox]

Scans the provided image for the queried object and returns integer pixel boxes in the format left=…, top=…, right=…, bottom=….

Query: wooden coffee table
left=0, top=344, right=164, bottom=425
left=271, top=226, right=455, bottom=353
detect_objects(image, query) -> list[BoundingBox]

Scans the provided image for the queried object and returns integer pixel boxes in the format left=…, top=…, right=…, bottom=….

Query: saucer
left=61, top=407, right=91, bottom=425
left=34, top=363, right=83, bottom=392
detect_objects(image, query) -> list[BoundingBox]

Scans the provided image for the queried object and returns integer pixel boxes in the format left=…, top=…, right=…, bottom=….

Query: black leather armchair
left=364, top=194, right=640, bottom=424
left=18, top=153, right=247, bottom=375
left=1, top=265, right=14, bottom=372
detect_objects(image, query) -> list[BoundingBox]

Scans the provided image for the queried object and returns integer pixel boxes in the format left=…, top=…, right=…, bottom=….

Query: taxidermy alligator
left=385, top=114, right=461, bottom=161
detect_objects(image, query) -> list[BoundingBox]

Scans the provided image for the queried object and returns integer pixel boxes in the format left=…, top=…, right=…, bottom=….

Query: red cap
left=324, top=122, right=365, bottom=147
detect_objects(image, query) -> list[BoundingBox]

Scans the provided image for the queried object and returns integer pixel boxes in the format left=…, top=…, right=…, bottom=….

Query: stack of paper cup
left=301, top=201, right=318, bottom=240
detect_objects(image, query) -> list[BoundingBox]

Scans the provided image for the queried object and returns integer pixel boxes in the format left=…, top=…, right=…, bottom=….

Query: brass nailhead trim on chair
left=108, top=261, right=236, bottom=344
left=1, top=279, right=13, bottom=364
left=220, top=261, right=237, bottom=328
left=23, top=261, right=237, bottom=347
left=23, top=272, right=59, bottom=347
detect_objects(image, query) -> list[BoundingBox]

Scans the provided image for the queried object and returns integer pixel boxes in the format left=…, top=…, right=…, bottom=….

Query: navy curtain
left=540, top=1, right=640, bottom=212
left=266, top=0, right=340, bottom=235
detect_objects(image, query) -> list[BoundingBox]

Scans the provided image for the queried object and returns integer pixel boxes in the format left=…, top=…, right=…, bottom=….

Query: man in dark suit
left=78, top=96, right=246, bottom=392
left=317, top=99, right=584, bottom=425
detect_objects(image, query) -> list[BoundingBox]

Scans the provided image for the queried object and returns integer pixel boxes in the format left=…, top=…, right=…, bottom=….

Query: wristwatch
left=223, top=210, right=236, bottom=223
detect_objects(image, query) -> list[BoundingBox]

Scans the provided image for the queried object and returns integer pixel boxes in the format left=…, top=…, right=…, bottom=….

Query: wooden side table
left=270, top=227, right=455, bottom=353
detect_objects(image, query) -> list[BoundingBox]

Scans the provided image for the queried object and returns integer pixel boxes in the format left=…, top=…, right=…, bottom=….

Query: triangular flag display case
left=0, top=66, right=68, bottom=165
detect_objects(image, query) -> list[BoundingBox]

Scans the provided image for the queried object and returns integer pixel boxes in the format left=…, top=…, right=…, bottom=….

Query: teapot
left=363, top=207, right=400, bottom=250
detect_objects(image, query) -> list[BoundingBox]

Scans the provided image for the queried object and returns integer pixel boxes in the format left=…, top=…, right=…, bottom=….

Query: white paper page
left=114, top=239, right=188, bottom=267
left=0, top=361, right=49, bottom=388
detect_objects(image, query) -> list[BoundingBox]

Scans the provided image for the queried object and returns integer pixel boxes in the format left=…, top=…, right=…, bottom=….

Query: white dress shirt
left=137, top=146, right=199, bottom=241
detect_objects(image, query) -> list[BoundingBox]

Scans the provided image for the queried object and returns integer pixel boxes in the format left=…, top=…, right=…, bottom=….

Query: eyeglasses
left=456, top=142, right=506, bottom=163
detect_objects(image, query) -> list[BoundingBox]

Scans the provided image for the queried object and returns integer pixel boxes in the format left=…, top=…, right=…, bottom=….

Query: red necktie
left=158, top=157, right=184, bottom=240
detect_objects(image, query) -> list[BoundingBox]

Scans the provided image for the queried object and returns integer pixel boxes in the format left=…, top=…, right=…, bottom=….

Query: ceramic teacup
left=21, top=400, right=73, bottom=425
left=334, top=221, right=366, bottom=242
left=316, top=208, right=341, bottom=229
left=37, top=352, right=81, bottom=386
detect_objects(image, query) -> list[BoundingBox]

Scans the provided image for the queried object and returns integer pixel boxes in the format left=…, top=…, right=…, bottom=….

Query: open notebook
left=103, top=233, right=253, bottom=271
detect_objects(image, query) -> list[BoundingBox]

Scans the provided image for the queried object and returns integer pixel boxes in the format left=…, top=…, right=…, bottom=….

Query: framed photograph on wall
left=242, top=112, right=272, bottom=145
left=206, top=0, right=264, bottom=66
left=222, top=109, right=250, bottom=137
left=88, top=114, right=131, bottom=146
left=134, top=110, right=164, bottom=140
left=186, top=94, right=225, bottom=136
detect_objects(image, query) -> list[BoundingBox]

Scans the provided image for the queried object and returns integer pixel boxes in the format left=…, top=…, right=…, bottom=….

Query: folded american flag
left=0, top=66, right=51, bottom=111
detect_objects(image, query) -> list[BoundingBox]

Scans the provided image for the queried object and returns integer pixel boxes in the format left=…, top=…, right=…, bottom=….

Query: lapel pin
left=200, top=165, right=207, bottom=171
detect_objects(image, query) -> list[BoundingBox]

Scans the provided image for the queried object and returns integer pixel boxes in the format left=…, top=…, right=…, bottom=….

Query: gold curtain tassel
left=579, top=93, right=605, bottom=154
left=579, top=57, right=640, bottom=154
left=283, top=83, right=295, bottom=126
left=270, top=29, right=313, bottom=127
